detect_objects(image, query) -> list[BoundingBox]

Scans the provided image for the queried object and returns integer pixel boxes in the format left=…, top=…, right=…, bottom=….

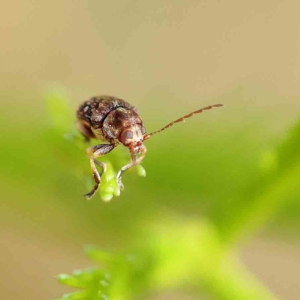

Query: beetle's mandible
left=76, top=95, right=223, bottom=199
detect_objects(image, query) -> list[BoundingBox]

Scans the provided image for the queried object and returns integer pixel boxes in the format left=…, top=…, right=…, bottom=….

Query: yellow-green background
left=1, top=1, right=300, bottom=299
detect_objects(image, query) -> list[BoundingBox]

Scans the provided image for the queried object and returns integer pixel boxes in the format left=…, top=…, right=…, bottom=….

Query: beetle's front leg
left=85, top=143, right=116, bottom=199
left=117, top=145, right=147, bottom=190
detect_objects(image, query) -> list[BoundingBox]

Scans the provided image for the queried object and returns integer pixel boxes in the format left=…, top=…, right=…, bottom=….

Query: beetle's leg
left=85, top=144, right=116, bottom=199
left=117, top=145, right=147, bottom=190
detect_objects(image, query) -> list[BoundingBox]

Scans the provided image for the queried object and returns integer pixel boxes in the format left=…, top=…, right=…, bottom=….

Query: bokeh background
left=1, top=1, right=300, bottom=299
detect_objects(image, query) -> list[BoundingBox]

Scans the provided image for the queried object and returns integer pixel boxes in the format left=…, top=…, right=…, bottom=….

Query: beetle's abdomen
left=77, top=95, right=137, bottom=129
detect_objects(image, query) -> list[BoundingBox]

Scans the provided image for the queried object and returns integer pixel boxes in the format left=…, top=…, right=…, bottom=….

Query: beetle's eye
left=120, top=130, right=133, bottom=145
left=141, top=126, right=146, bottom=135
left=124, top=131, right=133, bottom=139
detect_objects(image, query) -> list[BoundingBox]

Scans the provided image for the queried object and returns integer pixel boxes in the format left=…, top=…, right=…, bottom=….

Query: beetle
left=77, top=95, right=223, bottom=199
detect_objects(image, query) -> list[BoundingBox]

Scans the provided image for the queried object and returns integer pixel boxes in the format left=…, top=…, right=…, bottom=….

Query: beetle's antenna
left=143, top=103, right=223, bottom=140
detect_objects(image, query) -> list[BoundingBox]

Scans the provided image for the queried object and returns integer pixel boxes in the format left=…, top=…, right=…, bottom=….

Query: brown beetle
left=77, top=95, right=223, bottom=199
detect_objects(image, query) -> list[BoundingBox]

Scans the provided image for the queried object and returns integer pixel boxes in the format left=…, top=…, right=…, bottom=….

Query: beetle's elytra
left=77, top=95, right=223, bottom=199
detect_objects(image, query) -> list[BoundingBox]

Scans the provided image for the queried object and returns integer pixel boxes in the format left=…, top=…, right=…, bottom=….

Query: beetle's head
left=119, top=124, right=146, bottom=154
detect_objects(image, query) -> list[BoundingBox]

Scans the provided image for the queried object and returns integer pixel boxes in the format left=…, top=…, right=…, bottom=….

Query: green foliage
left=43, top=90, right=300, bottom=299
left=55, top=221, right=276, bottom=300
left=218, top=116, right=300, bottom=246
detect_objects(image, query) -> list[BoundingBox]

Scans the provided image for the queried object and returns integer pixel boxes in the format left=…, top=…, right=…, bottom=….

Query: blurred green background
left=1, top=1, right=300, bottom=299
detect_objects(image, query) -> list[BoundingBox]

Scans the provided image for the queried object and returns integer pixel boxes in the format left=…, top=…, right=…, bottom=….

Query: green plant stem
left=204, top=255, right=277, bottom=300
left=222, top=159, right=300, bottom=248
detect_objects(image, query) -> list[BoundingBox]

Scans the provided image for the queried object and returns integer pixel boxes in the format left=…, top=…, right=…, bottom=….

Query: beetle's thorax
left=102, top=107, right=145, bottom=150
